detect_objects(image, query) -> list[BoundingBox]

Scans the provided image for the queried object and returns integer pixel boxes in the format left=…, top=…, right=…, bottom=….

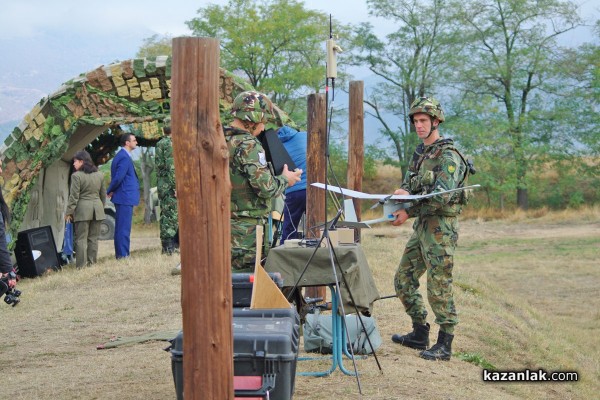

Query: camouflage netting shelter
left=0, top=56, right=294, bottom=250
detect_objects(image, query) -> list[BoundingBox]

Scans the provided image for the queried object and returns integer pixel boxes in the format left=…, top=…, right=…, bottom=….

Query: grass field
left=2, top=209, right=599, bottom=399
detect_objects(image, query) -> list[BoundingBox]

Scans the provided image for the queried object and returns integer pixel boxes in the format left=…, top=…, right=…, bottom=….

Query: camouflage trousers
left=231, top=218, right=266, bottom=272
left=159, top=195, right=179, bottom=242
left=394, top=215, right=459, bottom=334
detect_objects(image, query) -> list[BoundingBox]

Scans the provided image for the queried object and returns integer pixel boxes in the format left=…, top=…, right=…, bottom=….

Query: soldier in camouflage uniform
left=226, top=91, right=302, bottom=272
left=155, top=123, right=179, bottom=255
left=390, top=97, right=473, bottom=361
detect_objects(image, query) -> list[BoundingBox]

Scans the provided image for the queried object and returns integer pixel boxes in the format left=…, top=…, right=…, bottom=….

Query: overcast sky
left=0, top=0, right=386, bottom=38
left=0, top=0, right=597, bottom=141
left=0, top=0, right=597, bottom=119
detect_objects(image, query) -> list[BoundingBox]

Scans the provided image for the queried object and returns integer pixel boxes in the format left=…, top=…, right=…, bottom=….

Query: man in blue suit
left=107, top=133, right=140, bottom=259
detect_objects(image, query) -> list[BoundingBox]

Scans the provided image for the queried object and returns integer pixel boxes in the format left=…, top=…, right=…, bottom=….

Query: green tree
left=558, top=20, right=600, bottom=156
left=346, top=0, right=461, bottom=174
left=136, top=34, right=173, bottom=58
left=541, top=19, right=600, bottom=206
left=443, top=98, right=516, bottom=209
left=449, top=0, right=583, bottom=209
left=322, top=140, right=380, bottom=213
left=186, top=0, right=345, bottom=125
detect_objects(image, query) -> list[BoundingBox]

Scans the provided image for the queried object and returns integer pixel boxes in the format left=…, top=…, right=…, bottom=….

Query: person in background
left=155, top=122, right=179, bottom=255
left=107, top=133, right=140, bottom=259
left=0, top=163, right=17, bottom=289
left=277, top=125, right=307, bottom=244
left=225, top=91, right=302, bottom=272
left=65, top=150, right=106, bottom=269
left=61, top=219, right=75, bottom=265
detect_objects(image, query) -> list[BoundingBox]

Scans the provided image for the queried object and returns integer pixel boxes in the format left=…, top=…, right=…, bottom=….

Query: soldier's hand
left=391, top=209, right=409, bottom=226
left=282, top=164, right=302, bottom=187
left=394, top=188, right=410, bottom=196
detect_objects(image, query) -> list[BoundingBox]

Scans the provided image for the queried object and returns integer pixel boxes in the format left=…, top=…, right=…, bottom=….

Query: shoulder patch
left=447, top=164, right=456, bottom=174
left=258, top=152, right=267, bottom=166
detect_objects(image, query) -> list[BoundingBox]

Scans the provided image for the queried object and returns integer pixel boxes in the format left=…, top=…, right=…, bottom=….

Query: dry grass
left=452, top=204, right=600, bottom=223
left=3, top=214, right=599, bottom=399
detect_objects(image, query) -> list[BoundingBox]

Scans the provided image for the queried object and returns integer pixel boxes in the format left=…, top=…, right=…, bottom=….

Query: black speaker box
left=15, top=226, right=60, bottom=278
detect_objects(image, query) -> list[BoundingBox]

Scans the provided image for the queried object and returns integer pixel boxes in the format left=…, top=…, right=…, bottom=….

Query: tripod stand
left=281, top=21, right=383, bottom=393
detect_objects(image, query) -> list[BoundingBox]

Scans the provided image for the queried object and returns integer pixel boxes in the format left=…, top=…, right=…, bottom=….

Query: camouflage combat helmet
left=163, top=116, right=171, bottom=135
left=409, top=96, right=445, bottom=123
left=231, top=91, right=273, bottom=124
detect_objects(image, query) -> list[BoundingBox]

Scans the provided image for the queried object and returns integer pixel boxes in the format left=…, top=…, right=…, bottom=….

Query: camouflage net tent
left=0, top=56, right=294, bottom=250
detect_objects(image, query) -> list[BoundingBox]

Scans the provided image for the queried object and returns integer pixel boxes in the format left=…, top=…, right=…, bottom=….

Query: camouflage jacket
left=401, top=138, right=468, bottom=217
left=225, top=126, right=287, bottom=219
left=155, top=136, right=176, bottom=197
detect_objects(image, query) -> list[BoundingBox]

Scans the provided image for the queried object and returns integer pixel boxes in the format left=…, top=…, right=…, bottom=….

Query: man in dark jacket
left=107, top=133, right=140, bottom=259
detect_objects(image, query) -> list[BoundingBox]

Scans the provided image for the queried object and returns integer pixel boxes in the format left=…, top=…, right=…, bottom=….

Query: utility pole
left=171, top=37, right=234, bottom=399
left=348, top=81, right=365, bottom=242
left=305, top=93, right=327, bottom=301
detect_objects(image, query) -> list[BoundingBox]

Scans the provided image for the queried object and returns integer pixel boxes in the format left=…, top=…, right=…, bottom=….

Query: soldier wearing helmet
left=390, top=96, right=472, bottom=362
left=156, top=119, right=179, bottom=255
left=225, top=91, right=302, bottom=272
left=408, top=96, right=445, bottom=140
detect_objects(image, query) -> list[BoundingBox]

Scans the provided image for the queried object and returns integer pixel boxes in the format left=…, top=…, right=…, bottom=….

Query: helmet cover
left=409, top=96, right=445, bottom=123
left=231, top=91, right=273, bottom=124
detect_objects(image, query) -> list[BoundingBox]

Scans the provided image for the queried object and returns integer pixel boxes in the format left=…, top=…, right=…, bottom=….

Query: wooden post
left=305, top=93, right=327, bottom=301
left=171, top=37, right=233, bottom=400
left=348, top=81, right=365, bottom=242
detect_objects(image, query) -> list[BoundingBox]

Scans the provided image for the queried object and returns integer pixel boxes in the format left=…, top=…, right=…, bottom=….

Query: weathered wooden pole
left=171, top=37, right=233, bottom=399
left=305, top=92, right=327, bottom=300
left=347, top=81, right=365, bottom=242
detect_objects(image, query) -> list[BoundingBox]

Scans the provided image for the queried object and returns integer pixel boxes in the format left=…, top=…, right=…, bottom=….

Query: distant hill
left=0, top=27, right=153, bottom=126
left=0, top=120, right=19, bottom=143
left=0, top=86, right=46, bottom=127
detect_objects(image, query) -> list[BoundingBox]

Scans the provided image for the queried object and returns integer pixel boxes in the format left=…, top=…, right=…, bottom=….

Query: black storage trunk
left=170, top=308, right=299, bottom=400
left=169, top=331, right=184, bottom=400
left=233, top=308, right=300, bottom=360
left=233, top=317, right=298, bottom=400
left=232, top=272, right=284, bottom=307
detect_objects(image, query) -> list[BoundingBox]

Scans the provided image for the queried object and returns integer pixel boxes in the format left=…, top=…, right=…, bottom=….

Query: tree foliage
left=186, top=0, right=346, bottom=125
left=325, top=140, right=379, bottom=188
left=127, top=0, right=599, bottom=211
left=447, top=0, right=583, bottom=209
left=346, top=0, right=461, bottom=174
left=351, top=0, right=594, bottom=209
left=136, top=34, right=173, bottom=58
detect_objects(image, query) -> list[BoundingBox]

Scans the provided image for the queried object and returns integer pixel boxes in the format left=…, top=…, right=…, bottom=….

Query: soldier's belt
left=418, top=212, right=459, bottom=218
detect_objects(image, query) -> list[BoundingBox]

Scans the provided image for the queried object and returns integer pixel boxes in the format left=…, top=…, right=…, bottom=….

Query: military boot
left=161, top=239, right=175, bottom=255
left=391, top=322, right=430, bottom=350
left=420, top=330, right=453, bottom=361
left=171, top=262, right=181, bottom=276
